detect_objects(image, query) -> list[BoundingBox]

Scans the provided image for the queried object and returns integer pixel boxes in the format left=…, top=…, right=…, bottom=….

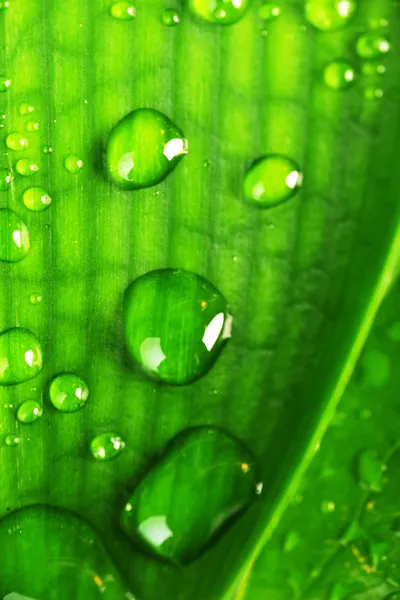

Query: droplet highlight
left=49, top=373, right=89, bottom=412
left=26, top=120, right=40, bottom=132
left=42, top=145, right=53, bottom=154
left=189, top=0, right=250, bottom=24
left=0, top=328, right=42, bottom=385
left=0, top=208, right=30, bottom=263
left=110, top=1, right=136, bottom=20
left=162, top=8, right=180, bottom=26
left=19, top=102, right=35, bottom=115
left=305, top=0, right=356, bottom=31
left=356, top=32, right=390, bottom=59
left=0, top=75, right=11, bottom=92
left=16, top=159, right=40, bottom=176
left=243, top=154, right=302, bottom=208
left=259, top=2, right=281, bottom=21
left=324, top=61, right=355, bottom=90
left=29, top=292, right=42, bottom=305
left=17, top=400, right=43, bottom=424
left=6, top=132, right=28, bottom=151
left=0, top=168, right=12, bottom=191
left=64, top=154, right=84, bottom=173
left=90, top=433, right=126, bottom=461
left=4, top=434, right=20, bottom=447
left=23, top=187, right=52, bottom=212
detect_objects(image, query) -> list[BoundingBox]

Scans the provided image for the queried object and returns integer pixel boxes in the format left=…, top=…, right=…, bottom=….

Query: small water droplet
left=4, top=434, right=20, bottom=447
left=23, top=187, right=52, bottom=212
left=358, top=449, right=384, bottom=491
left=321, top=500, right=336, bottom=514
left=16, top=158, right=40, bottom=176
left=203, top=159, right=211, bottom=168
left=42, top=145, right=53, bottom=154
left=16, top=400, right=43, bottom=424
left=90, top=432, right=126, bottom=461
left=124, top=269, right=231, bottom=385
left=110, top=1, right=136, bottom=20
left=364, top=86, right=384, bottom=100
left=162, top=8, right=180, bottom=25
left=283, top=530, right=300, bottom=552
left=356, top=32, right=390, bottom=59
left=19, top=103, right=35, bottom=116
left=189, top=0, right=249, bottom=24
left=0, top=75, right=11, bottom=92
left=259, top=2, right=281, bottom=21
left=0, top=168, right=12, bottom=191
left=26, top=120, right=40, bottom=133
left=6, top=132, right=29, bottom=151
left=361, top=62, right=386, bottom=75
left=0, top=208, right=30, bottom=263
left=0, top=114, right=5, bottom=128
left=120, top=426, right=259, bottom=564
left=305, top=0, right=356, bottom=30
left=49, top=373, right=89, bottom=412
left=324, top=60, right=355, bottom=90
left=29, top=293, right=42, bottom=305
left=64, top=154, right=84, bottom=174
left=243, top=154, right=302, bottom=208
left=0, top=328, right=42, bottom=385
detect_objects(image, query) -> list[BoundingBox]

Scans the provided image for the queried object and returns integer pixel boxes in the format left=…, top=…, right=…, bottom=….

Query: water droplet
left=49, top=373, right=89, bottom=412
left=364, top=86, right=384, bottom=100
left=16, top=400, right=43, bottom=424
left=23, top=187, right=52, bottom=212
left=0, top=208, right=30, bottom=263
left=305, top=0, right=356, bottom=31
left=356, top=32, right=390, bottom=59
left=0, top=168, right=12, bottom=191
left=189, top=0, right=249, bottom=24
left=124, top=268, right=231, bottom=385
left=120, top=426, right=259, bottom=564
left=259, top=2, right=281, bottom=21
left=19, top=102, right=34, bottom=116
left=0, top=505, right=131, bottom=598
left=64, top=154, right=84, bottom=174
left=16, top=158, right=40, bottom=176
left=243, top=154, right=302, bottom=208
left=110, top=1, right=136, bottom=20
left=26, top=120, right=40, bottom=132
left=361, top=62, right=386, bottom=75
left=162, top=8, right=180, bottom=26
left=321, top=500, right=336, bottom=513
left=90, top=433, right=126, bottom=461
left=283, top=530, right=300, bottom=552
left=6, top=132, right=29, bottom=151
left=0, top=328, right=42, bottom=385
left=324, top=61, right=355, bottom=90
left=42, top=145, right=53, bottom=154
left=4, top=434, right=20, bottom=447
left=0, top=75, right=11, bottom=92
left=358, top=449, right=384, bottom=491
left=106, top=108, right=188, bottom=190
left=0, top=1, right=10, bottom=9
left=29, top=293, right=42, bottom=305
left=0, top=114, right=6, bottom=128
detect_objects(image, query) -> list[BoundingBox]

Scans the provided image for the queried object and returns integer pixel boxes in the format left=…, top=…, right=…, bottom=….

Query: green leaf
left=0, top=1, right=399, bottom=599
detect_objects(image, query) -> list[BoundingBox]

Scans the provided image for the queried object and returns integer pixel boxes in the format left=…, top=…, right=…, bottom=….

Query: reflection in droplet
left=0, top=168, right=12, bottom=191
left=64, top=154, right=84, bottom=173
left=0, top=75, right=11, bottom=92
left=17, top=400, right=43, bottom=424
left=324, top=61, right=355, bottom=90
left=23, top=187, right=52, bottom=212
left=162, top=8, right=180, bottom=26
left=6, top=132, right=28, bottom=151
left=49, top=373, right=89, bottom=412
left=305, top=0, right=356, bottom=30
left=356, top=32, right=390, bottom=59
left=90, top=433, right=126, bottom=461
left=110, top=1, right=136, bottom=20
left=189, top=0, right=250, bottom=24
left=243, top=154, right=302, bottom=208
left=0, top=209, right=30, bottom=262
left=16, top=159, right=40, bottom=176
left=4, top=434, right=20, bottom=447
left=0, top=328, right=42, bottom=385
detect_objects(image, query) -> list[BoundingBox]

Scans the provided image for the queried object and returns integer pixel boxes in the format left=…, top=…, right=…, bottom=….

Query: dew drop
left=356, top=32, right=390, bottom=59
left=324, top=61, right=355, bottom=90
left=42, top=145, right=53, bottom=154
left=49, top=373, right=89, bottom=412
left=106, top=108, right=187, bottom=190
left=189, top=0, right=249, bottom=24
left=90, top=432, right=126, bottom=461
left=0, top=328, right=42, bottom=385
left=361, top=62, right=386, bottom=75
left=162, top=8, right=180, bottom=26
left=364, top=86, right=384, bottom=100
left=124, top=268, right=231, bottom=385
left=0, top=208, right=30, bottom=263
left=0, top=168, right=12, bottom=191
left=26, top=120, right=40, bottom=133
left=259, top=2, right=281, bottom=21
left=16, top=158, right=40, bottom=176
left=4, top=434, right=20, bottom=447
left=64, top=154, right=84, bottom=173
left=23, top=187, right=52, bottom=212
left=17, top=400, right=43, bottom=424
left=0, top=75, right=11, bottom=92
left=0, top=114, right=6, bottom=128
left=321, top=500, right=336, bottom=513
left=19, top=103, right=35, bottom=116
left=110, top=1, right=136, bottom=20
left=358, top=449, right=384, bottom=491
left=29, top=293, right=42, bottom=305
left=6, top=132, right=29, bottom=151
left=243, top=154, right=302, bottom=208
left=305, top=0, right=356, bottom=31
left=0, top=1, right=10, bottom=9
left=120, top=426, right=259, bottom=564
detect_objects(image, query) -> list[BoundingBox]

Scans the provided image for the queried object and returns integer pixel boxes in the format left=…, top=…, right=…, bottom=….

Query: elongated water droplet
left=16, top=159, right=40, bottom=176
left=356, top=32, right=390, bottom=59
left=6, top=132, right=28, bottom=151
left=358, top=449, right=384, bottom=491
left=42, top=144, right=53, bottom=154
left=124, top=268, right=231, bottom=385
left=64, top=154, right=84, bottom=173
left=90, top=433, right=126, bottom=461
left=17, top=400, right=43, bottom=424
left=23, top=187, right=52, bottom=212
left=243, top=154, right=302, bottom=208
left=0, top=505, right=131, bottom=599
left=0, top=328, right=42, bottom=385
left=305, top=0, right=356, bottom=31
left=49, top=373, right=89, bottom=412
left=26, top=120, right=40, bottom=132
left=110, top=1, right=136, bottom=20
left=189, top=0, right=249, bottom=24
left=29, top=292, right=42, bottom=305
left=0, top=168, right=12, bottom=191
left=4, top=434, right=20, bottom=447
left=324, top=61, right=355, bottom=89
left=0, top=208, right=30, bottom=263
left=106, top=108, right=188, bottom=190
left=19, top=102, right=35, bottom=115
left=259, top=2, right=281, bottom=20
left=0, top=75, right=11, bottom=92
left=121, top=426, right=259, bottom=564
left=162, top=8, right=180, bottom=26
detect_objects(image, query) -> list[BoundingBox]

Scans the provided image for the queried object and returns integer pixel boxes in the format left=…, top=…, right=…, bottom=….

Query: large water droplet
left=0, top=168, right=12, bottom=191
left=64, top=154, right=84, bottom=173
left=16, top=159, right=40, bottom=176
left=162, top=8, right=180, bottom=26
left=356, top=32, right=390, bottom=59
left=305, top=0, right=356, bottom=31
left=121, top=426, right=259, bottom=564
left=0, top=209, right=30, bottom=263
left=0, top=75, right=11, bottom=92
left=110, top=1, right=136, bottom=20
left=124, top=268, right=231, bottom=385
left=259, top=2, right=281, bottom=21
left=324, top=61, right=355, bottom=90
left=49, top=373, right=89, bottom=412
left=4, top=434, right=20, bottom=447
left=243, top=154, right=302, bottom=208
left=106, top=108, right=188, bottom=190
left=358, top=449, right=384, bottom=491
left=0, top=328, right=42, bottom=385
left=23, top=187, right=52, bottom=212
left=189, top=0, right=249, bottom=24
left=6, top=132, right=28, bottom=151
left=0, top=505, right=131, bottom=599
left=16, top=400, right=43, bottom=424
left=90, top=433, right=126, bottom=461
